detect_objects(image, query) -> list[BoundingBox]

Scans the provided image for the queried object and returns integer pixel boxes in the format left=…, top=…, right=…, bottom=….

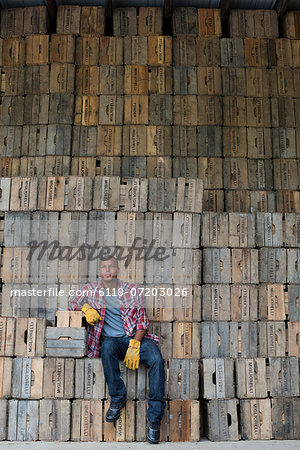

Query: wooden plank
left=0, top=399, right=7, bottom=440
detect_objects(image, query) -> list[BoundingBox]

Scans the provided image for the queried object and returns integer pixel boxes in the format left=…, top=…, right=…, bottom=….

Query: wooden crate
left=172, top=322, right=200, bottom=359
left=240, top=399, right=272, bottom=439
left=272, top=39, right=293, bottom=67
left=56, top=5, right=81, bottom=35
left=247, top=97, right=272, bottom=127
left=147, top=156, right=172, bottom=178
left=25, top=35, right=49, bottom=65
left=80, top=6, right=105, bottom=36
left=74, top=96, right=99, bottom=126
left=1, top=8, right=24, bottom=37
left=204, top=399, right=239, bottom=441
left=201, top=212, right=228, bottom=247
left=198, top=97, right=222, bottom=126
left=99, top=95, right=123, bottom=125
left=256, top=212, right=283, bottom=247
left=173, top=96, right=198, bottom=126
left=43, top=358, right=75, bottom=398
left=285, top=214, right=300, bottom=248
left=0, top=318, right=15, bottom=356
left=40, top=399, right=70, bottom=441
left=24, top=6, right=51, bottom=35
left=49, top=93, right=74, bottom=124
left=253, top=10, right=279, bottom=38
left=24, top=94, right=49, bottom=125
left=113, top=7, right=137, bottom=36
left=231, top=249, right=259, bottom=284
left=66, top=176, right=93, bottom=211
left=282, top=11, right=300, bottom=39
left=222, top=67, right=246, bottom=96
left=245, top=68, right=270, bottom=97
left=24, top=65, right=49, bottom=95
left=1, top=66, right=25, bottom=96
left=236, top=358, right=267, bottom=399
left=229, top=10, right=255, bottom=38
left=50, top=35, right=75, bottom=64
left=203, top=248, right=231, bottom=283
left=72, top=126, right=98, bottom=156
left=247, top=128, right=272, bottom=159
left=172, top=126, right=196, bottom=157
left=196, top=37, right=220, bottom=66
left=75, top=37, right=100, bottom=66
left=223, top=158, right=248, bottom=190
left=167, top=360, right=199, bottom=400
left=124, top=36, right=147, bottom=65
left=288, top=322, right=300, bottom=356
left=45, top=327, right=87, bottom=358
left=71, top=157, right=96, bottom=176
left=10, top=177, right=38, bottom=211
left=172, top=7, right=198, bottom=35
left=50, top=63, right=75, bottom=94
left=99, top=37, right=123, bottom=65
left=2, top=37, right=25, bottom=66
left=201, top=358, right=234, bottom=399
left=248, top=160, right=273, bottom=190
left=270, top=68, right=295, bottom=96
left=97, top=126, right=122, bottom=156
left=276, top=191, right=300, bottom=213
left=124, top=95, right=148, bottom=125
left=244, top=38, right=269, bottom=67
left=258, top=284, right=285, bottom=321
left=8, top=400, right=39, bottom=441
left=149, top=66, right=172, bottom=94
left=14, top=318, right=46, bottom=357
left=198, top=8, right=222, bottom=37
left=223, top=97, right=246, bottom=127
left=269, top=357, right=300, bottom=397
left=173, top=66, right=197, bottom=95
left=0, top=178, right=11, bottom=211
left=0, top=357, right=12, bottom=398
left=0, top=157, right=19, bottom=176
left=12, top=357, right=43, bottom=399
left=292, top=40, right=300, bottom=67
left=138, top=7, right=162, bottom=36
left=173, top=37, right=197, bottom=66
left=228, top=213, right=255, bottom=248
left=121, top=156, right=146, bottom=178
left=272, top=398, right=300, bottom=439
left=271, top=98, right=296, bottom=128
left=1, top=96, right=24, bottom=125
left=287, top=249, right=300, bottom=283
left=0, top=399, right=7, bottom=439
left=169, top=400, right=200, bottom=442
left=274, top=159, right=299, bottom=190
left=149, top=95, right=173, bottom=125
left=198, top=67, right=222, bottom=96
left=71, top=400, right=102, bottom=441
left=19, top=156, right=45, bottom=176
left=173, top=157, right=197, bottom=178
left=198, top=126, right=222, bottom=157
left=258, top=321, right=286, bottom=357
left=220, top=38, right=244, bottom=67
left=37, top=176, right=65, bottom=211
left=230, top=285, right=258, bottom=321
left=222, top=127, right=246, bottom=158
left=259, top=248, right=286, bottom=283
left=120, top=177, right=147, bottom=212
left=0, top=126, right=22, bottom=157
left=172, top=212, right=200, bottom=248
left=148, top=36, right=172, bottom=65
left=93, top=176, right=120, bottom=211
left=44, top=156, right=70, bottom=176
left=175, top=178, right=203, bottom=213
left=99, top=66, right=123, bottom=95
left=202, top=285, right=230, bottom=321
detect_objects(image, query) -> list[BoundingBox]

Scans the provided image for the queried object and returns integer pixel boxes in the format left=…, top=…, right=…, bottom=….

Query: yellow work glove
left=81, top=303, right=101, bottom=326
left=124, top=339, right=141, bottom=370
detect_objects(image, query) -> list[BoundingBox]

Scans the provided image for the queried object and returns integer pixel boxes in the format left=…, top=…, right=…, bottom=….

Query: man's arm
left=133, top=329, right=147, bottom=341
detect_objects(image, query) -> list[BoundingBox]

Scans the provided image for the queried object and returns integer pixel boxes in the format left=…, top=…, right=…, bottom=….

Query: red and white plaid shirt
left=68, top=279, right=159, bottom=358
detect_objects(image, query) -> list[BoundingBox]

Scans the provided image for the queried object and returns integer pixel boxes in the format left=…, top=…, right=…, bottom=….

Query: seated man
left=68, top=255, right=166, bottom=444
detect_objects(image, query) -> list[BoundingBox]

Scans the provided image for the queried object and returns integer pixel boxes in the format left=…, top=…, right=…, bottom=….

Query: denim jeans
left=101, top=336, right=166, bottom=424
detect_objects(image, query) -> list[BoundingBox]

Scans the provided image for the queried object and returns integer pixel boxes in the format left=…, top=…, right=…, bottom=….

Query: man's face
left=99, top=258, right=119, bottom=280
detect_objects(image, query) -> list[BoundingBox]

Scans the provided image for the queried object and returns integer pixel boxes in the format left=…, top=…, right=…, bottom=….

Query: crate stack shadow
left=0, top=4, right=299, bottom=442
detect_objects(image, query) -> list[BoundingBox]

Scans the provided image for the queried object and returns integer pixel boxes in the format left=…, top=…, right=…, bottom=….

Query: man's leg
left=100, top=337, right=128, bottom=403
left=139, top=338, right=166, bottom=425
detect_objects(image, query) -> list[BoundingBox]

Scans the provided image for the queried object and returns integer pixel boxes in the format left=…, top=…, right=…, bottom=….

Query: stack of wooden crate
left=0, top=4, right=299, bottom=442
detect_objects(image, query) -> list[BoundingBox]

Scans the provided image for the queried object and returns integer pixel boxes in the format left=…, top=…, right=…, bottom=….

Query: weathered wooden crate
left=2, top=248, right=30, bottom=283
left=2, top=37, right=25, bottom=66
left=75, top=36, right=99, bottom=66
left=117, top=251, right=144, bottom=285
left=96, top=156, right=121, bottom=176
left=148, top=36, right=172, bottom=65
left=269, top=357, right=300, bottom=397
left=43, top=358, right=75, bottom=398
left=24, top=65, right=49, bottom=94
left=173, top=37, right=197, bottom=66
left=147, top=323, right=171, bottom=360
left=172, top=7, right=198, bottom=35
left=173, top=156, right=197, bottom=177
left=56, top=5, right=81, bottom=35
left=285, top=214, right=300, bottom=247
left=22, top=125, right=46, bottom=156
left=276, top=190, right=300, bottom=213
left=173, top=126, right=197, bottom=157
left=0, top=318, right=15, bottom=356
left=269, top=39, right=293, bottom=67
left=167, top=360, right=199, bottom=400
left=103, top=400, right=136, bottom=442
left=37, top=176, right=65, bottom=211
left=12, top=357, right=43, bottom=399
left=97, top=125, right=122, bottom=156
left=121, top=156, right=146, bottom=177
left=72, top=126, right=97, bottom=156
left=0, top=158, right=19, bottom=177
left=198, top=126, right=222, bottom=157
left=0, top=126, right=22, bottom=157
left=44, top=156, right=70, bottom=176
left=236, top=358, right=267, bottom=399
left=149, top=66, right=173, bottom=94
left=50, top=63, right=75, bottom=94
left=246, top=68, right=270, bottom=97
left=203, top=248, right=231, bottom=283
left=1, top=8, right=24, bottom=37
left=99, top=95, right=123, bottom=125
left=72, top=400, right=102, bottom=442
left=274, top=159, right=299, bottom=190
left=204, top=399, right=239, bottom=441
left=1, top=96, right=24, bottom=125
left=0, top=399, right=7, bottom=439
left=173, top=66, right=197, bottom=95
left=202, top=285, right=230, bottom=321
left=196, top=37, right=220, bottom=66
left=1, top=66, right=24, bottom=96
left=240, top=399, right=272, bottom=439
left=24, top=6, right=51, bottom=35
left=174, top=285, right=201, bottom=322
left=198, top=158, right=223, bottom=188
left=222, top=127, right=246, bottom=158
left=288, top=322, right=300, bottom=356
left=99, top=37, right=123, bottom=65
left=138, top=7, right=162, bottom=36
left=173, top=96, right=198, bottom=126
left=223, top=97, right=246, bottom=127
left=116, top=211, right=144, bottom=246
left=149, top=94, right=173, bottom=125
left=259, top=248, right=286, bottom=283
left=0, top=357, right=12, bottom=398
left=147, top=156, right=172, bottom=178
left=248, top=160, right=273, bottom=190
left=287, top=249, right=300, bottom=283
left=25, top=35, right=49, bottom=65
left=222, top=67, right=246, bottom=96
left=201, top=213, right=228, bottom=247
left=71, top=157, right=96, bottom=176
left=74, top=96, right=98, bottom=126
left=258, top=321, right=286, bottom=357
left=92, top=176, right=120, bottom=211
left=228, top=9, right=255, bottom=37
left=176, top=178, right=203, bottom=213
left=15, top=318, right=46, bottom=357
left=247, top=128, right=272, bottom=158
left=99, top=66, right=123, bottom=95
left=270, top=68, right=295, bottom=96
left=220, top=38, right=244, bottom=66
left=0, top=177, right=10, bottom=210
left=246, top=98, right=271, bottom=128
left=198, top=8, right=222, bottom=37
left=23, top=94, right=49, bottom=125
left=122, top=125, right=147, bottom=155
left=244, top=38, right=269, bottom=67
left=253, top=10, right=279, bottom=38
left=10, top=177, right=38, bottom=211
left=198, top=96, right=222, bottom=125
left=39, top=399, right=70, bottom=441
left=258, top=284, right=285, bottom=321
left=124, top=95, right=148, bottom=125
left=223, top=158, right=248, bottom=190
left=80, top=6, right=105, bottom=36
left=292, top=40, right=300, bottom=67
left=49, top=93, right=74, bottom=124
left=50, top=34, right=75, bottom=64
left=113, top=7, right=137, bottom=36
left=19, top=156, right=44, bottom=176
left=272, top=398, right=300, bottom=439
left=144, top=212, right=172, bottom=248
left=172, top=322, right=200, bottom=359
left=75, top=358, right=106, bottom=400
left=256, top=212, right=283, bottom=247
left=8, top=400, right=39, bottom=440
left=201, top=358, right=234, bottom=399
left=46, top=327, right=87, bottom=358
left=231, top=285, right=258, bottom=321
left=228, top=213, right=255, bottom=247
left=169, top=400, right=200, bottom=442
left=282, top=11, right=300, bottom=39
left=271, top=98, right=296, bottom=128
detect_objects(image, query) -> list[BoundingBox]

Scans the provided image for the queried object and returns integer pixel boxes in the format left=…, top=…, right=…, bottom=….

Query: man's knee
left=145, top=347, right=164, bottom=368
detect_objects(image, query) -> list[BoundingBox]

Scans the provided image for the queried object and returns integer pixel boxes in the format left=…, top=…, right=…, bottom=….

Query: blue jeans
left=101, top=336, right=166, bottom=425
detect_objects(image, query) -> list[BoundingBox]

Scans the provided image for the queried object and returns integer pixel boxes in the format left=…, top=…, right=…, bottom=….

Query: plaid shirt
left=68, top=279, right=159, bottom=358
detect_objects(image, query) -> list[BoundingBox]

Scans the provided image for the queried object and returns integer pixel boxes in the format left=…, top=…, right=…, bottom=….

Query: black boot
left=105, top=400, right=126, bottom=423
left=147, top=421, right=160, bottom=444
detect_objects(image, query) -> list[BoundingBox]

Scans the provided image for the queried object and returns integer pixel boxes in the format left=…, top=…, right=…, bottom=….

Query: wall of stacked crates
left=0, top=3, right=299, bottom=442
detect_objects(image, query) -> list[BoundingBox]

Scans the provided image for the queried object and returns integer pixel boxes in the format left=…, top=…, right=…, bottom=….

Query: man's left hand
left=124, top=339, right=141, bottom=370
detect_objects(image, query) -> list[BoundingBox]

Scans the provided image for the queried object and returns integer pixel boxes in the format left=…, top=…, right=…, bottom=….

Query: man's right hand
left=81, top=303, right=101, bottom=326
